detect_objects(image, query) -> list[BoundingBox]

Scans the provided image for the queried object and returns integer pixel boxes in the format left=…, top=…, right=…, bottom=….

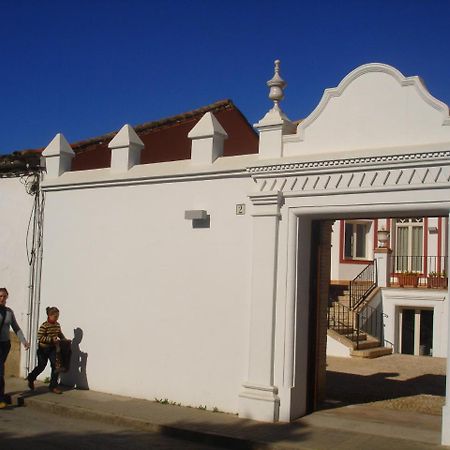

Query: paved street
left=1, top=374, right=445, bottom=450
left=326, top=354, right=446, bottom=414
left=0, top=405, right=224, bottom=450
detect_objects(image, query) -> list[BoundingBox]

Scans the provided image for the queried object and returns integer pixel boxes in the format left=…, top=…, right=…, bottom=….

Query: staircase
left=328, top=266, right=392, bottom=358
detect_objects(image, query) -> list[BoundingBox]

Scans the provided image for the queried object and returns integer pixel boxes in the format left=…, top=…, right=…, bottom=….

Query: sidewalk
left=4, top=377, right=447, bottom=449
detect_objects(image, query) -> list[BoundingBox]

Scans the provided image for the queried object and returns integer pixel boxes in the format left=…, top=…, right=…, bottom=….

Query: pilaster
left=255, top=107, right=295, bottom=159
left=109, top=124, right=144, bottom=172
left=255, top=60, right=295, bottom=159
left=374, top=247, right=392, bottom=287
left=188, top=112, right=228, bottom=165
left=239, top=191, right=283, bottom=421
left=42, top=133, right=75, bottom=177
left=442, top=212, right=450, bottom=445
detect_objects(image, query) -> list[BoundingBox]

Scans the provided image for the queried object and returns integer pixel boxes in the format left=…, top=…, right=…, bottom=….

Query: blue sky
left=1, top=0, right=449, bottom=154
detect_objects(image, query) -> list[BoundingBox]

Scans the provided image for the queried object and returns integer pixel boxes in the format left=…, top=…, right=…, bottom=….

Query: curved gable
left=283, top=63, right=450, bottom=157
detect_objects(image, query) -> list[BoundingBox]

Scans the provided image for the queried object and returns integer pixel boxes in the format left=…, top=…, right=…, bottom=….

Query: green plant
left=429, top=271, right=447, bottom=277
left=43, top=377, right=50, bottom=384
left=212, top=406, right=220, bottom=413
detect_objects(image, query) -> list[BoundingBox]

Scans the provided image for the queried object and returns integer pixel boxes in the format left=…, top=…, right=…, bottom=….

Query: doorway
left=400, top=308, right=434, bottom=356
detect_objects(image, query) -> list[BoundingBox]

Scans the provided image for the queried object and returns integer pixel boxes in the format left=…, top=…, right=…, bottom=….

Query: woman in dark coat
left=0, top=287, right=30, bottom=409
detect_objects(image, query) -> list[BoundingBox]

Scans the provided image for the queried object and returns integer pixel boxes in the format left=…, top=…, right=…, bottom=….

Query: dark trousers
left=28, top=346, right=59, bottom=389
left=0, top=340, right=11, bottom=401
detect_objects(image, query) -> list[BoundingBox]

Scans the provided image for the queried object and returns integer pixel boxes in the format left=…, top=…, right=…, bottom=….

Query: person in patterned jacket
left=27, top=306, right=66, bottom=394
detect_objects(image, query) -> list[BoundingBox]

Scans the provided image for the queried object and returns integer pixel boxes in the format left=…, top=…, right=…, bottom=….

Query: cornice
left=248, top=149, right=450, bottom=197
left=247, top=150, right=450, bottom=177
left=41, top=167, right=249, bottom=192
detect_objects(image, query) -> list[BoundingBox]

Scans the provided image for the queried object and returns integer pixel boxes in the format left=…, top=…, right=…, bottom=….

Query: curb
left=23, top=396, right=280, bottom=450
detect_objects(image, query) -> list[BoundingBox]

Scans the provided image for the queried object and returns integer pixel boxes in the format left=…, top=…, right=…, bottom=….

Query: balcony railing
left=390, top=255, right=448, bottom=287
left=349, top=260, right=377, bottom=309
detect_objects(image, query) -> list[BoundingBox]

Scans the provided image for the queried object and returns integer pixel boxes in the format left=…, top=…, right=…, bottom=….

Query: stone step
left=330, top=301, right=353, bottom=311
left=344, top=332, right=368, bottom=342
left=354, top=339, right=381, bottom=350
left=350, top=346, right=393, bottom=359
left=351, top=280, right=374, bottom=286
left=329, top=325, right=354, bottom=335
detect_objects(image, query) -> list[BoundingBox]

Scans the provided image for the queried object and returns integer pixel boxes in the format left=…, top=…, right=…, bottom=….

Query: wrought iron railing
left=358, top=304, right=383, bottom=344
left=349, top=260, right=377, bottom=310
left=328, top=300, right=386, bottom=350
left=390, top=255, right=448, bottom=287
left=327, top=302, right=360, bottom=346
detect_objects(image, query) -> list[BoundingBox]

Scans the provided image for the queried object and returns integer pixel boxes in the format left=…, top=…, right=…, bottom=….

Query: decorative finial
left=267, top=59, right=286, bottom=109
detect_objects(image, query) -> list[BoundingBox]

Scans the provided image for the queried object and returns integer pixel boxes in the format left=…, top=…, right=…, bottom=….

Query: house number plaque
left=236, top=204, right=246, bottom=215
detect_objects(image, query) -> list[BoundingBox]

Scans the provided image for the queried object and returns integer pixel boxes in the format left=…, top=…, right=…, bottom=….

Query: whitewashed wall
left=39, top=174, right=253, bottom=413
left=382, top=288, right=448, bottom=358
left=0, top=177, right=34, bottom=356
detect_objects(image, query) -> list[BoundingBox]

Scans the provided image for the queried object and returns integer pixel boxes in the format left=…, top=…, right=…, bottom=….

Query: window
left=344, top=221, right=370, bottom=260
left=395, top=218, right=424, bottom=272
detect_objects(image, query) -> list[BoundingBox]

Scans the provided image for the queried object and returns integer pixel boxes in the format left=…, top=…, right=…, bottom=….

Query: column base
left=442, top=404, right=450, bottom=445
left=238, top=383, right=280, bottom=422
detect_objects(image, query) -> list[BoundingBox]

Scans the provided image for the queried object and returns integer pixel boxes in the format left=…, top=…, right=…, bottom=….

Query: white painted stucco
left=39, top=174, right=253, bottom=412
left=326, top=335, right=351, bottom=357
left=283, top=63, right=450, bottom=158
left=382, top=288, right=448, bottom=358
left=25, top=62, right=450, bottom=445
left=0, top=177, right=33, bottom=339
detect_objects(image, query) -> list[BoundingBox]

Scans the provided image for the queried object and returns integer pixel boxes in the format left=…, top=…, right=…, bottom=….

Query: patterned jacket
left=37, top=321, right=65, bottom=348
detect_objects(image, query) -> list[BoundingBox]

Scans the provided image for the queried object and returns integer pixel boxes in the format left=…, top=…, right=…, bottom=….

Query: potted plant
left=396, top=271, right=420, bottom=288
left=427, top=271, right=448, bottom=289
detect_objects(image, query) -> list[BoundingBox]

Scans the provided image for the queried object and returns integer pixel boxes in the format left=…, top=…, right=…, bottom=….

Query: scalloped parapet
left=283, top=63, right=450, bottom=158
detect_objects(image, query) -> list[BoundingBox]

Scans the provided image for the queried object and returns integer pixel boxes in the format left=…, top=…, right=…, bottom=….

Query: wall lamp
left=185, top=210, right=208, bottom=220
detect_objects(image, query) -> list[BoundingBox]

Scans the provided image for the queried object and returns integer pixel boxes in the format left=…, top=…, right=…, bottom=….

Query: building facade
left=3, top=63, right=450, bottom=445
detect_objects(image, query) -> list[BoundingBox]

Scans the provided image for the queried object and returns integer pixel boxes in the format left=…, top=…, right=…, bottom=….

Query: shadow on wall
left=60, top=327, right=89, bottom=390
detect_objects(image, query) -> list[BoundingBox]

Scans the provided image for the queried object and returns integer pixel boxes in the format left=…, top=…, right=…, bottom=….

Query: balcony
left=389, top=255, right=447, bottom=288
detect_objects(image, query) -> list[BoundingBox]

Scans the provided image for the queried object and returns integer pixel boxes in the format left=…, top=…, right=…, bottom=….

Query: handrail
left=357, top=303, right=383, bottom=345
left=327, top=302, right=359, bottom=347
left=328, top=301, right=384, bottom=350
left=349, top=260, right=377, bottom=310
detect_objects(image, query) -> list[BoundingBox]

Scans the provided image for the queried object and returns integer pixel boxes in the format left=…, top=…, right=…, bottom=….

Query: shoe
left=27, top=377, right=35, bottom=391
left=0, top=402, right=7, bottom=409
left=50, top=388, right=62, bottom=394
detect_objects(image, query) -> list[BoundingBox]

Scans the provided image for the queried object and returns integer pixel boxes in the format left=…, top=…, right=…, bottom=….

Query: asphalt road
left=0, top=404, right=225, bottom=450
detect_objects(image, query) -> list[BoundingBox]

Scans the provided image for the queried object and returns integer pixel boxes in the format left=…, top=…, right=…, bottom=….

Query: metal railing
left=357, top=304, right=383, bottom=345
left=327, top=302, right=360, bottom=346
left=390, top=255, right=448, bottom=287
left=349, top=260, right=377, bottom=309
left=328, top=301, right=385, bottom=350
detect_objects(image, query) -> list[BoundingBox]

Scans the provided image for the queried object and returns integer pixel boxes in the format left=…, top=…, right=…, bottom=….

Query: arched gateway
left=238, top=62, right=450, bottom=445
left=39, top=62, right=450, bottom=446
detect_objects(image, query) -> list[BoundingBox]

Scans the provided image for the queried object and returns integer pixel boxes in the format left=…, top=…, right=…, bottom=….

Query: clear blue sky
left=1, top=0, right=449, bottom=154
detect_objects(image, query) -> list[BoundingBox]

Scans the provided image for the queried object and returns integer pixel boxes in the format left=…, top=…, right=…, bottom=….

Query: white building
left=4, top=62, right=450, bottom=445
left=328, top=215, right=448, bottom=359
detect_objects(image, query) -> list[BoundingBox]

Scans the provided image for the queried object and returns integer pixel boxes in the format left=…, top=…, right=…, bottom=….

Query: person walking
left=0, top=287, right=30, bottom=409
left=27, top=306, right=66, bottom=394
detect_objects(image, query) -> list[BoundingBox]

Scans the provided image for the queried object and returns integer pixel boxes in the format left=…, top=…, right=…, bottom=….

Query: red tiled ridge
left=71, top=99, right=258, bottom=171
